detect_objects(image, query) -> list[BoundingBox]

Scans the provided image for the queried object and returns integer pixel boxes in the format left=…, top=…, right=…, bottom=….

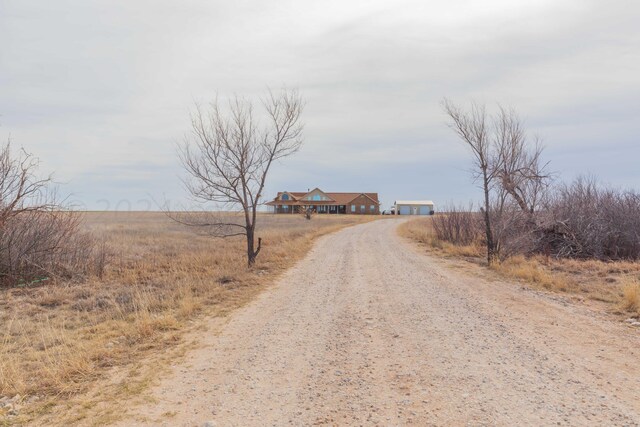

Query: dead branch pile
left=538, top=178, right=640, bottom=261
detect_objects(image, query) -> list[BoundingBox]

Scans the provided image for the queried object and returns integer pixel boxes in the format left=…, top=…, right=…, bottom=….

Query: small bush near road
left=431, top=205, right=481, bottom=247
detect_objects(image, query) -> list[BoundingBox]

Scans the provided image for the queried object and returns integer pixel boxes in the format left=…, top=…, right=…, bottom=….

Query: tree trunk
left=482, top=170, right=498, bottom=266
left=502, top=176, right=530, bottom=213
left=247, top=228, right=256, bottom=266
left=246, top=227, right=262, bottom=267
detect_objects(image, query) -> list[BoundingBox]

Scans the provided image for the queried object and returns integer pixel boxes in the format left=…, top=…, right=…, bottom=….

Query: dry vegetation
left=622, top=278, right=640, bottom=315
left=0, top=212, right=374, bottom=424
left=400, top=216, right=640, bottom=316
left=0, top=141, right=105, bottom=288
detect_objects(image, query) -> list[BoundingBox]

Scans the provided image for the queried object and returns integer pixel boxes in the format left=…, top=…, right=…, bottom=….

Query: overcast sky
left=1, top=0, right=639, bottom=210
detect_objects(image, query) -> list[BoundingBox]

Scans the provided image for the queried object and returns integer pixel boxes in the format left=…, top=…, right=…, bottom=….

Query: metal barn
left=394, top=200, right=435, bottom=215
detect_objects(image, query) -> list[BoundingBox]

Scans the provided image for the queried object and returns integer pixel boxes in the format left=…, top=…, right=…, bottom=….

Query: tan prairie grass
left=397, top=216, right=434, bottom=244
left=397, top=217, right=481, bottom=258
left=491, top=255, right=576, bottom=293
left=621, top=278, right=640, bottom=315
left=0, top=212, right=375, bottom=423
left=401, top=216, right=640, bottom=313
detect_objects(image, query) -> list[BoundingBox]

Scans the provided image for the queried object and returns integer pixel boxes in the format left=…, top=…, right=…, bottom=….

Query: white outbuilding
left=394, top=200, right=435, bottom=215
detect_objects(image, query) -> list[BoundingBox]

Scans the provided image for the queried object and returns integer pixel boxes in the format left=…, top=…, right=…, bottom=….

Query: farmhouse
left=395, top=200, right=435, bottom=215
left=267, top=188, right=380, bottom=215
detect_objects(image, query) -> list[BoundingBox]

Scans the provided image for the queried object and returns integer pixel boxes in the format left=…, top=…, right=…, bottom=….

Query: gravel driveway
left=126, top=218, right=640, bottom=426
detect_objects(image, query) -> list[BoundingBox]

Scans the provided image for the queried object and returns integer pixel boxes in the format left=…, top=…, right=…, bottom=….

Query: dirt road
left=125, top=219, right=640, bottom=426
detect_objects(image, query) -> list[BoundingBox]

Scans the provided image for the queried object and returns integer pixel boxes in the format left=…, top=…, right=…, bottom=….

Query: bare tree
left=442, top=100, right=498, bottom=265
left=443, top=100, right=551, bottom=264
left=179, top=89, right=304, bottom=266
left=493, top=106, right=551, bottom=215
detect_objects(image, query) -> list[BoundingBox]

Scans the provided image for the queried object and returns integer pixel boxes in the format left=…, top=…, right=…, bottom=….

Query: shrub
left=0, top=210, right=105, bottom=286
left=0, top=141, right=105, bottom=286
left=431, top=204, right=481, bottom=246
left=539, top=177, right=640, bottom=260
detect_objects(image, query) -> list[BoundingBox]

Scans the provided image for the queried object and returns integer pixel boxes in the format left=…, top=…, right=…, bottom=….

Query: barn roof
left=394, top=200, right=434, bottom=205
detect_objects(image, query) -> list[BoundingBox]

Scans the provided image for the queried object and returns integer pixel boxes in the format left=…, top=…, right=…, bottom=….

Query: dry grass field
left=0, top=212, right=375, bottom=424
left=399, top=216, right=640, bottom=317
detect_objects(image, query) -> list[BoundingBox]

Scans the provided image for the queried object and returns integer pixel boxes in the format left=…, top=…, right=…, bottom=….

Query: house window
left=360, top=205, right=365, bottom=212
left=283, top=205, right=289, bottom=212
left=351, top=205, right=356, bottom=213
left=370, top=205, right=375, bottom=212
left=313, top=194, right=321, bottom=201
left=282, top=194, right=289, bottom=201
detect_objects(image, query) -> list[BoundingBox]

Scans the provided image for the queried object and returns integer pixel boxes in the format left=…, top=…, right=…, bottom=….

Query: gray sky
left=2, top=0, right=639, bottom=210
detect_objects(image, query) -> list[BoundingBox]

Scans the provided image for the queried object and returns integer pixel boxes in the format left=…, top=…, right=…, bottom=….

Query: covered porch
left=271, top=204, right=347, bottom=214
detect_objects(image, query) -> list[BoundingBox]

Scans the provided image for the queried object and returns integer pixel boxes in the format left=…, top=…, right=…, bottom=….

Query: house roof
left=280, top=191, right=300, bottom=201
left=267, top=190, right=380, bottom=206
left=395, top=200, right=434, bottom=205
left=327, top=192, right=379, bottom=204
left=300, top=188, right=337, bottom=202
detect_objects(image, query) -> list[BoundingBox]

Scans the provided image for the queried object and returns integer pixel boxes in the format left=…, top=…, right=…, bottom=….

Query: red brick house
left=266, top=188, right=380, bottom=215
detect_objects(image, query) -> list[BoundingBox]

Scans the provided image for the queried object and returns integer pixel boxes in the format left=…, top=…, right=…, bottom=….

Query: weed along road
left=126, top=219, right=640, bottom=426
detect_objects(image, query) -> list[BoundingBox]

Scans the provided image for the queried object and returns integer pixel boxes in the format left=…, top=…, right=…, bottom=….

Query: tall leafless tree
left=179, top=89, right=304, bottom=266
left=442, top=100, right=498, bottom=264
left=443, top=100, right=551, bottom=264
